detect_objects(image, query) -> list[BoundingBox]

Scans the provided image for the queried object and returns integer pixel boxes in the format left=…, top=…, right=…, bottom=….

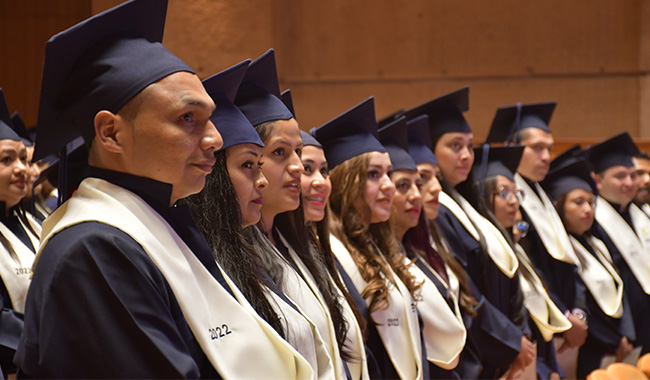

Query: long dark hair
left=253, top=119, right=352, bottom=360
left=183, top=149, right=286, bottom=336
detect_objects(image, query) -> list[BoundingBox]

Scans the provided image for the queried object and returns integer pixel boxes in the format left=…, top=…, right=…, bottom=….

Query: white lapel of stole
left=516, top=174, right=579, bottom=267
left=439, top=191, right=480, bottom=241
left=276, top=233, right=342, bottom=380
left=0, top=213, right=37, bottom=313
left=39, top=178, right=314, bottom=380
left=515, top=244, right=571, bottom=341
left=408, top=256, right=466, bottom=369
left=595, top=196, right=650, bottom=294
left=569, top=236, right=624, bottom=318
left=642, top=203, right=650, bottom=219
left=454, top=193, right=519, bottom=278
left=330, top=235, right=423, bottom=380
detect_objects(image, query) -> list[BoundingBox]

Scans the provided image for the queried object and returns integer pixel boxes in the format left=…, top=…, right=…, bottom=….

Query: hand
left=549, top=372, right=561, bottom=380
left=615, top=336, right=634, bottom=362
left=560, top=313, right=588, bottom=351
left=516, top=336, right=536, bottom=369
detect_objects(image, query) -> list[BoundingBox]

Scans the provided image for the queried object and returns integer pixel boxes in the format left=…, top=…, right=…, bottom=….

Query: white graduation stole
left=569, top=236, right=624, bottom=318
left=0, top=211, right=39, bottom=313
left=330, top=235, right=423, bottom=380
left=515, top=244, right=571, bottom=341
left=595, top=197, right=650, bottom=294
left=38, top=178, right=313, bottom=380
left=272, top=233, right=340, bottom=380
left=516, top=175, right=579, bottom=267
left=642, top=203, right=650, bottom=219
left=408, top=256, right=466, bottom=369
left=441, top=191, right=518, bottom=278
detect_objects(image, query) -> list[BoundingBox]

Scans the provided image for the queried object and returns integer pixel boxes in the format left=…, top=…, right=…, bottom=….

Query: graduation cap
left=584, top=132, right=640, bottom=174
left=378, top=116, right=416, bottom=171
left=33, top=0, right=194, bottom=162
left=281, top=89, right=296, bottom=119
left=0, top=90, right=22, bottom=142
left=550, top=144, right=582, bottom=171
left=310, top=97, right=385, bottom=170
left=542, top=158, right=596, bottom=201
left=34, top=137, right=89, bottom=204
left=202, top=60, right=264, bottom=151
left=300, top=130, right=321, bottom=148
left=403, top=86, right=471, bottom=139
left=473, top=145, right=525, bottom=183
left=406, top=114, right=437, bottom=165
left=485, top=102, right=556, bottom=144
left=10, top=111, right=33, bottom=146
left=377, top=109, right=405, bottom=129
left=235, top=49, right=294, bottom=127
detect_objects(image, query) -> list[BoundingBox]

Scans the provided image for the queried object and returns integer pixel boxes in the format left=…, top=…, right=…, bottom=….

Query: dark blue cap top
left=473, top=145, right=525, bottom=182
left=584, top=132, right=640, bottom=173
left=550, top=144, right=583, bottom=171
left=281, top=89, right=296, bottom=119
left=542, top=158, right=596, bottom=201
left=202, top=60, right=264, bottom=151
left=235, top=49, right=294, bottom=127
left=0, top=90, right=23, bottom=143
left=310, top=97, right=385, bottom=170
left=10, top=111, right=33, bottom=146
left=407, top=115, right=437, bottom=165
left=486, top=101, right=556, bottom=144
left=34, top=0, right=194, bottom=161
left=404, top=86, right=471, bottom=138
left=300, top=130, right=321, bottom=148
left=378, top=116, right=417, bottom=171
left=377, top=109, right=406, bottom=128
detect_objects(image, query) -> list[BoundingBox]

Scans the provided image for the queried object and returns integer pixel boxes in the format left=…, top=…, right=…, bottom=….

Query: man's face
left=594, top=165, right=638, bottom=208
left=633, top=157, right=650, bottom=205
left=119, top=71, right=222, bottom=204
left=517, top=128, right=554, bottom=182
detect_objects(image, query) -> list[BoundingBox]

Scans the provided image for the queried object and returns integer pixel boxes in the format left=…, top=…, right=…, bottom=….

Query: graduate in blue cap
left=486, top=103, right=589, bottom=376
left=0, top=89, right=40, bottom=378
left=10, top=111, right=45, bottom=222
left=543, top=157, right=637, bottom=378
left=632, top=151, right=650, bottom=216
left=585, top=133, right=650, bottom=357
left=15, top=1, right=315, bottom=378
left=236, top=49, right=351, bottom=380
left=316, top=97, right=426, bottom=380
left=405, top=87, right=534, bottom=379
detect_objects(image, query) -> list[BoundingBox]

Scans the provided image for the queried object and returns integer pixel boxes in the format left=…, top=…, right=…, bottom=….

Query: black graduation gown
left=592, top=202, right=650, bottom=356
left=15, top=168, right=220, bottom=379
left=436, top=205, right=525, bottom=378
left=570, top=234, right=636, bottom=378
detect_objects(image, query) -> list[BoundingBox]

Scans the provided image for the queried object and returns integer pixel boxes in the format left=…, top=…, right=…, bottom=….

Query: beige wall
left=3, top=0, right=649, bottom=145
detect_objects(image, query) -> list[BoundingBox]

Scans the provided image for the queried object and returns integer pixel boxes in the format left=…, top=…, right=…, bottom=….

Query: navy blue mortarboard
left=542, top=159, right=596, bottom=201
left=485, top=102, right=556, bottom=144
left=10, top=111, right=33, bottom=146
left=202, top=60, right=264, bottom=151
left=473, top=145, right=525, bottom=182
left=378, top=116, right=417, bottom=171
left=404, top=86, right=471, bottom=138
left=235, top=49, right=294, bottom=127
left=310, top=97, right=385, bottom=170
left=300, top=130, right=321, bottom=148
left=34, top=137, right=89, bottom=203
left=377, top=109, right=406, bottom=128
left=0, top=90, right=22, bottom=142
left=407, top=115, right=437, bottom=165
left=281, top=89, right=296, bottom=119
left=584, top=132, right=640, bottom=174
left=33, top=0, right=193, bottom=161
left=550, top=144, right=583, bottom=171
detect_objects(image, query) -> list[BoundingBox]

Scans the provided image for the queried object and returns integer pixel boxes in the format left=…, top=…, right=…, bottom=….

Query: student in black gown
left=543, top=156, right=636, bottom=378
left=15, top=1, right=313, bottom=378
left=9, top=112, right=44, bottom=222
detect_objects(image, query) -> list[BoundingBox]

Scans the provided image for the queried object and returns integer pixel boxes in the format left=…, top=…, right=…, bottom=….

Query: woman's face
left=562, top=188, right=596, bottom=236
left=301, top=145, right=331, bottom=223
left=417, top=162, right=442, bottom=220
left=226, top=143, right=268, bottom=228
left=362, top=151, right=395, bottom=224
left=491, top=175, right=521, bottom=229
left=391, top=169, right=423, bottom=236
left=259, top=119, right=304, bottom=220
left=434, top=132, right=474, bottom=187
left=0, top=140, right=28, bottom=209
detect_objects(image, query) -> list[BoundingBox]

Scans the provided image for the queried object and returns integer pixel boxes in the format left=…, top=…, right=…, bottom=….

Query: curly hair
left=329, top=152, right=421, bottom=321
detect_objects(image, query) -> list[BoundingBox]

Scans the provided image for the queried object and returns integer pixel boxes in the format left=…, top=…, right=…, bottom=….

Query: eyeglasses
left=493, top=187, right=525, bottom=201
left=515, top=220, right=529, bottom=238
